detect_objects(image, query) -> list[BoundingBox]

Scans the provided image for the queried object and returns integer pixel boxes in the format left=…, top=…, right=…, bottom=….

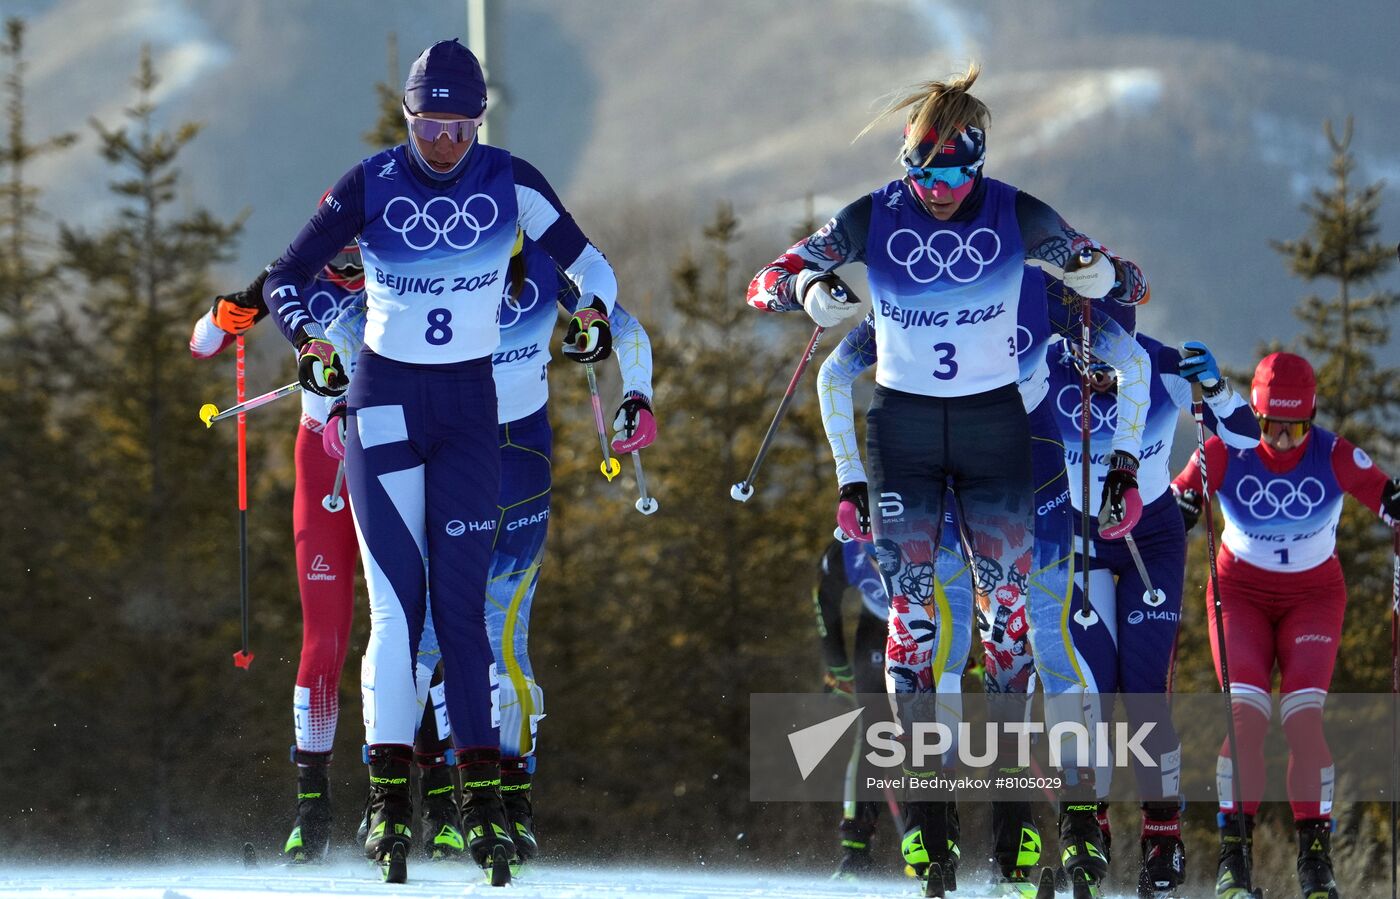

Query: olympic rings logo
left=306, top=289, right=357, bottom=327
left=885, top=227, right=1001, bottom=284
left=1015, top=324, right=1034, bottom=356
left=1055, top=385, right=1117, bottom=433
left=383, top=193, right=500, bottom=251
left=1234, top=475, right=1328, bottom=520
left=499, top=277, right=541, bottom=329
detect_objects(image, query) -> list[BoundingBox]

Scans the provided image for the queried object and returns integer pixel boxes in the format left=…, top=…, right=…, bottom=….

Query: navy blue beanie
left=404, top=39, right=486, bottom=118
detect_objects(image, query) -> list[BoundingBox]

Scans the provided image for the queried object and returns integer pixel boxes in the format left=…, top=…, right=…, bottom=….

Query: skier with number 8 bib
left=263, top=38, right=617, bottom=886
left=1172, top=352, right=1400, bottom=899
left=747, top=63, right=1149, bottom=897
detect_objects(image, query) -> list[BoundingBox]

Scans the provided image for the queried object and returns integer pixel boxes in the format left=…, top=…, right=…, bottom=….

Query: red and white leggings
left=1208, top=550, right=1345, bottom=821
left=291, top=423, right=357, bottom=754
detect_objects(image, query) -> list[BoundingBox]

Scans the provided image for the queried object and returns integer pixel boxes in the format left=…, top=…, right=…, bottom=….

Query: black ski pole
left=1192, top=381, right=1255, bottom=896
left=1390, top=525, right=1398, bottom=899
left=730, top=320, right=829, bottom=502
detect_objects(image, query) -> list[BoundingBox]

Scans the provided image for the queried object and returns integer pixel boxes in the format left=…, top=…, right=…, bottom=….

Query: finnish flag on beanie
left=404, top=38, right=486, bottom=118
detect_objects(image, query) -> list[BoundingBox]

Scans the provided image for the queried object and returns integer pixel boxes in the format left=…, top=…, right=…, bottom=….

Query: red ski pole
left=233, top=336, right=254, bottom=670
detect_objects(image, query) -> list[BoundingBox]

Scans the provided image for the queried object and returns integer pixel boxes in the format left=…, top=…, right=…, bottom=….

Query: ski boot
left=1296, top=819, right=1339, bottom=899
left=1138, top=804, right=1186, bottom=898
left=1059, top=802, right=1109, bottom=898
left=902, top=800, right=958, bottom=897
left=501, top=756, right=538, bottom=866
left=992, top=800, right=1041, bottom=898
left=832, top=815, right=875, bottom=881
left=1215, top=812, right=1257, bottom=899
left=363, top=745, right=413, bottom=884
left=1097, top=802, right=1113, bottom=863
left=416, top=752, right=464, bottom=860
left=282, top=749, right=333, bottom=864
left=459, top=749, right=516, bottom=886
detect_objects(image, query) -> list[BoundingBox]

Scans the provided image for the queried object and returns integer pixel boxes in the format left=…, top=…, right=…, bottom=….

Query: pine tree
left=1270, top=117, right=1398, bottom=693
left=363, top=32, right=402, bottom=150
left=56, top=47, right=268, bottom=853
left=0, top=16, right=82, bottom=774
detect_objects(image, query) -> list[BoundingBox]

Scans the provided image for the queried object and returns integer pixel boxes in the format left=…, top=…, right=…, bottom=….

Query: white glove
left=1062, top=251, right=1117, bottom=300
left=796, top=270, right=864, bottom=329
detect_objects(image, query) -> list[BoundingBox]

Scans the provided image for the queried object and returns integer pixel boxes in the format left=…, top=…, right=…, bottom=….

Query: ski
left=923, top=862, right=944, bottom=898
left=1070, top=868, right=1101, bottom=899
left=487, top=844, right=512, bottom=887
left=377, top=842, right=407, bottom=884
left=1035, top=867, right=1057, bottom=899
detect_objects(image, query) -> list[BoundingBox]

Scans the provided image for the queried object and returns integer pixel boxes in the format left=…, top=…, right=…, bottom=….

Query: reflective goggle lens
left=1257, top=417, right=1311, bottom=441
left=327, top=246, right=362, bottom=276
left=405, top=113, right=481, bottom=144
left=905, top=163, right=978, bottom=190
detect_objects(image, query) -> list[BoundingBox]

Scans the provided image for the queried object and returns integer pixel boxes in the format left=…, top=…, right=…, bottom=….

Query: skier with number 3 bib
left=747, top=63, right=1149, bottom=897
left=263, top=38, right=617, bottom=886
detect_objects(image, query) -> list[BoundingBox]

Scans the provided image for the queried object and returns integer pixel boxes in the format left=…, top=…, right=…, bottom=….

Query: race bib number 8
left=425, top=308, right=453, bottom=345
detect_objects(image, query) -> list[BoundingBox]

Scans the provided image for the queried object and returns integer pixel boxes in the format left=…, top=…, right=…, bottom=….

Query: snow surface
left=0, top=860, right=951, bottom=899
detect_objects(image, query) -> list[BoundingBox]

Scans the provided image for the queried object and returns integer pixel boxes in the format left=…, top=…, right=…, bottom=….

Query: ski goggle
left=403, top=108, right=482, bottom=144
left=904, top=156, right=983, bottom=190
left=326, top=245, right=362, bottom=277
left=1257, top=416, right=1311, bottom=442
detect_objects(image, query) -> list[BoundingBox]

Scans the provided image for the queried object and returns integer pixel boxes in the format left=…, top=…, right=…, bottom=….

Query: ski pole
left=630, top=451, right=658, bottom=515
left=583, top=363, right=621, bottom=481
left=730, top=316, right=834, bottom=502
left=1123, top=533, right=1166, bottom=606
left=1072, top=252, right=1095, bottom=636
left=1193, top=381, right=1255, bottom=895
left=322, top=459, right=346, bottom=513
left=1391, top=525, right=1399, bottom=899
left=232, top=336, right=254, bottom=670
left=200, top=381, right=300, bottom=428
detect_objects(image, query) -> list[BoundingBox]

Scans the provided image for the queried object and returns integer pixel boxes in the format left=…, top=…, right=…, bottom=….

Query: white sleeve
left=189, top=310, right=232, bottom=359
left=818, top=348, right=870, bottom=486
left=1090, top=319, right=1148, bottom=458
left=609, top=303, right=653, bottom=400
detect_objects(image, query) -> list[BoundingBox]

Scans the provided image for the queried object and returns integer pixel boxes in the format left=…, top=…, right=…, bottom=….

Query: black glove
left=296, top=332, right=348, bottom=398
left=837, top=481, right=872, bottom=541
left=210, top=269, right=270, bottom=335
left=1382, top=478, right=1400, bottom=521
left=562, top=296, right=612, bottom=364
left=1175, top=488, right=1202, bottom=532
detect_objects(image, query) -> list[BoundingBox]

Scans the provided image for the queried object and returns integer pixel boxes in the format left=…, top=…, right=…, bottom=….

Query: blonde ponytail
left=857, top=63, right=990, bottom=165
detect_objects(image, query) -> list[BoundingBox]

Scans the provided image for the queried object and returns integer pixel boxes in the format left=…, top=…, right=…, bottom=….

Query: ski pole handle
left=201, top=381, right=301, bottom=428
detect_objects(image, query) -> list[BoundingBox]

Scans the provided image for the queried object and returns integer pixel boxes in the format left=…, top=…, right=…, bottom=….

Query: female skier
left=326, top=229, right=655, bottom=866
left=750, top=63, right=1149, bottom=896
left=1172, top=352, right=1400, bottom=899
left=263, top=38, right=617, bottom=885
left=1046, top=333, right=1256, bottom=897
left=817, top=265, right=1145, bottom=895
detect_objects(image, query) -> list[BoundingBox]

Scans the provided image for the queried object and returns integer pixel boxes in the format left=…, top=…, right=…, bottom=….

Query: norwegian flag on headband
left=902, top=124, right=985, bottom=168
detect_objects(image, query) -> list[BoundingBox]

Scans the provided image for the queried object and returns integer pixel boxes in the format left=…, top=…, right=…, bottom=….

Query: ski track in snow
left=0, top=861, right=935, bottom=899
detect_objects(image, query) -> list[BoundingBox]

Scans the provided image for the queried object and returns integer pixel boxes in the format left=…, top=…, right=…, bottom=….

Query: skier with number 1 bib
left=748, top=63, right=1150, bottom=897
left=1172, top=352, right=1400, bottom=899
left=263, top=38, right=617, bottom=885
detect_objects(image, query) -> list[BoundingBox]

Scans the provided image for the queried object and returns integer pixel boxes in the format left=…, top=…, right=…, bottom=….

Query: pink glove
left=322, top=401, right=348, bottom=461
left=611, top=392, right=656, bottom=454
left=836, top=482, right=873, bottom=543
left=1098, top=450, right=1142, bottom=539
